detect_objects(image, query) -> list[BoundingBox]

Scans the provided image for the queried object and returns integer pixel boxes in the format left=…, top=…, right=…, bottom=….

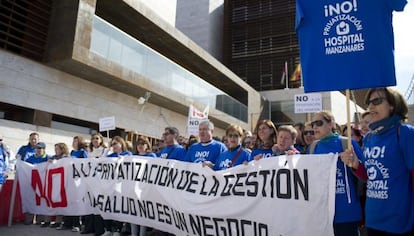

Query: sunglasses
left=366, top=97, right=385, bottom=106
left=227, top=134, right=240, bottom=138
left=311, top=120, right=325, bottom=128
left=303, top=130, right=315, bottom=135
left=137, top=141, right=146, bottom=145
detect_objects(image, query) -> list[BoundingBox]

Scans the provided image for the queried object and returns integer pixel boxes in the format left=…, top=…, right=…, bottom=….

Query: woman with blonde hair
left=214, top=124, right=251, bottom=170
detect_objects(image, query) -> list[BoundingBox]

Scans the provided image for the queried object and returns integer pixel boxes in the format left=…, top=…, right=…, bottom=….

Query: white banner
left=187, top=105, right=209, bottom=136
left=17, top=154, right=337, bottom=236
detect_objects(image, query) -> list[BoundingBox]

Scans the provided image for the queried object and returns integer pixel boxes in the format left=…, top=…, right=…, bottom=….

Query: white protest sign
left=99, top=116, right=115, bottom=132
left=294, top=93, right=322, bottom=113
left=17, top=154, right=336, bottom=236
left=187, top=105, right=209, bottom=136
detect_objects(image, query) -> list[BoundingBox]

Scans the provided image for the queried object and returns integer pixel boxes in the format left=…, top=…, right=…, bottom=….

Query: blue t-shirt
left=361, top=124, right=414, bottom=233
left=134, top=152, right=157, bottom=158
left=26, top=154, right=49, bottom=164
left=158, top=144, right=187, bottom=161
left=17, top=144, right=36, bottom=161
left=251, top=148, right=273, bottom=159
left=296, top=0, right=407, bottom=92
left=107, top=150, right=133, bottom=158
left=214, top=145, right=251, bottom=171
left=0, top=147, right=5, bottom=184
left=186, top=140, right=227, bottom=163
left=71, top=149, right=88, bottom=158
left=311, top=134, right=362, bottom=223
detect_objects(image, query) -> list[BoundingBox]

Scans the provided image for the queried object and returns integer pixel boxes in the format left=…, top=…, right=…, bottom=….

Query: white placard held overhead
left=294, top=93, right=322, bottom=113
left=99, top=116, right=115, bottom=132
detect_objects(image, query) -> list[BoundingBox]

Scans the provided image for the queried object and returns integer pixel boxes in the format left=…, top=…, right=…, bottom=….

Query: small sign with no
left=294, top=93, right=322, bottom=113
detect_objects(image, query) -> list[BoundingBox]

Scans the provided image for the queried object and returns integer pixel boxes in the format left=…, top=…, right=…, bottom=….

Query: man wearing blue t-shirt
left=16, top=132, right=39, bottom=161
left=186, top=120, right=227, bottom=167
left=158, top=127, right=187, bottom=161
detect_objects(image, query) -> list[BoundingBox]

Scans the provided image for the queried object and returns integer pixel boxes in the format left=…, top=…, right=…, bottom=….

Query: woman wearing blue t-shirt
left=251, top=119, right=278, bottom=160
left=214, top=124, right=251, bottom=170
left=134, top=136, right=157, bottom=158
left=310, top=110, right=362, bottom=236
left=101, top=136, right=132, bottom=236
left=70, top=136, right=88, bottom=158
left=343, top=87, right=414, bottom=235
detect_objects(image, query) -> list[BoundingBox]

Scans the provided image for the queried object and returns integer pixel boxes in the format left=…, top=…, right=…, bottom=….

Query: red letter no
left=31, top=167, right=68, bottom=207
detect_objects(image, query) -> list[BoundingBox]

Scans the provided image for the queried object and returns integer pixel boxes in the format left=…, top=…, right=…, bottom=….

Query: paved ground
left=0, top=223, right=161, bottom=236
left=0, top=223, right=94, bottom=236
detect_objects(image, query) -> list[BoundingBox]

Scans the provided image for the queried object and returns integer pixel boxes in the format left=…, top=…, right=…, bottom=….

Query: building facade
left=0, top=0, right=262, bottom=153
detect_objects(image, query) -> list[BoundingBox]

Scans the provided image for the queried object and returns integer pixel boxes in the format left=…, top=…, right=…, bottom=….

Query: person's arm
left=352, top=164, right=368, bottom=181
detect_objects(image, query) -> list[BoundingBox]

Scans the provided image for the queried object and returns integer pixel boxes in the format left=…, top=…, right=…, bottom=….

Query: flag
left=290, top=64, right=301, bottom=82
left=280, top=61, right=288, bottom=85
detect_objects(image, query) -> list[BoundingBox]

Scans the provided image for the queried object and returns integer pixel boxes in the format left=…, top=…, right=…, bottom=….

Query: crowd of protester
left=0, top=87, right=413, bottom=236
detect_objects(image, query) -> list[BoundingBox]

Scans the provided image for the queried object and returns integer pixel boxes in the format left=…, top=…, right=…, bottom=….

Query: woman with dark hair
left=343, top=87, right=414, bottom=235
left=101, top=136, right=132, bottom=236
left=251, top=119, right=278, bottom=160
left=342, top=126, right=364, bottom=147
left=71, top=136, right=88, bottom=158
left=135, top=136, right=156, bottom=157
left=81, top=133, right=109, bottom=235
left=309, top=110, right=363, bottom=236
left=301, top=122, right=315, bottom=154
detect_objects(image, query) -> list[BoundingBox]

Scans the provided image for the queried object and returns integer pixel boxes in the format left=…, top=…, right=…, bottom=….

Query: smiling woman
left=309, top=110, right=364, bottom=236
left=348, top=87, right=414, bottom=235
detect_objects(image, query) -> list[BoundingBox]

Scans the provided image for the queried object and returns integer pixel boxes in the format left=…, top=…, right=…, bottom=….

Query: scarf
left=369, top=114, right=401, bottom=135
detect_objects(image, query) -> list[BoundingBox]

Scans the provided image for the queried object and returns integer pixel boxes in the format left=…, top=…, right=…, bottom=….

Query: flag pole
left=285, top=61, right=289, bottom=90
left=345, top=89, right=353, bottom=165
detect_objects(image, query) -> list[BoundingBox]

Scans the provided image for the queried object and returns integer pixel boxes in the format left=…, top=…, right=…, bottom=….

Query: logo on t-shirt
left=364, top=145, right=390, bottom=199
left=323, top=0, right=365, bottom=55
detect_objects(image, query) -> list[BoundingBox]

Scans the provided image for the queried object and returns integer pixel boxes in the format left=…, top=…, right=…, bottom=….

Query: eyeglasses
left=366, top=97, right=385, bottom=106
left=227, top=134, right=240, bottom=138
left=137, top=141, right=146, bottom=145
left=311, top=120, right=325, bottom=128
left=303, top=130, right=315, bottom=135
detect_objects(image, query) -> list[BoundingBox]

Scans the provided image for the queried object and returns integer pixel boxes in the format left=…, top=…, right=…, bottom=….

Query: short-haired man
left=16, top=132, right=39, bottom=161
left=185, top=120, right=227, bottom=166
left=158, top=127, right=187, bottom=161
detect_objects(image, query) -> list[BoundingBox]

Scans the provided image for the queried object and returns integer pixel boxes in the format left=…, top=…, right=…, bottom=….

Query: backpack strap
left=309, top=136, right=348, bottom=154
left=339, top=136, right=348, bottom=152
left=308, top=140, right=319, bottom=154
left=229, top=148, right=244, bottom=168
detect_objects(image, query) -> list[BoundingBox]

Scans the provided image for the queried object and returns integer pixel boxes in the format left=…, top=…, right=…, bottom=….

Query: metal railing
left=404, top=73, right=414, bottom=104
